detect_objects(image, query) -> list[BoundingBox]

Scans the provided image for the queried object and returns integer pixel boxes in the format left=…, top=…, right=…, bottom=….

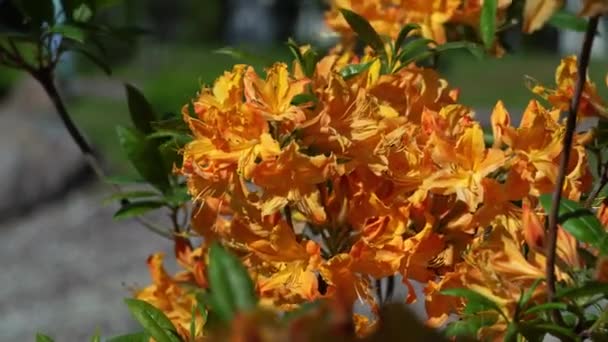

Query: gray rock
left=0, top=77, right=90, bottom=220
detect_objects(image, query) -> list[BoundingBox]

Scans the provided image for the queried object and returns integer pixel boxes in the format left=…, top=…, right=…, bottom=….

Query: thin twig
left=585, top=163, right=608, bottom=208
left=170, top=206, right=181, bottom=233
left=546, top=15, right=600, bottom=324
left=34, top=68, right=173, bottom=240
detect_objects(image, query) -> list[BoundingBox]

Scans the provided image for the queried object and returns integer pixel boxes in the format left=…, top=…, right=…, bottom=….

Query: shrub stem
left=546, top=15, right=600, bottom=323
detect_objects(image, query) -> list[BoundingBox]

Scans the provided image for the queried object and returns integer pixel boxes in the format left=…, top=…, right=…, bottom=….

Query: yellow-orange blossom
left=134, top=3, right=608, bottom=341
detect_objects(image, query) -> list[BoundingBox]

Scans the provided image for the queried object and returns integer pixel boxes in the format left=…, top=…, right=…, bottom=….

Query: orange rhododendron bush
left=126, top=2, right=608, bottom=341
left=7, top=0, right=608, bottom=342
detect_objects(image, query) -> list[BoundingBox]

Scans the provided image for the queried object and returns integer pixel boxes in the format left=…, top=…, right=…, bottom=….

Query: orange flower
left=136, top=254, right=205, bottom=340
left=244, top=63, right=310, bottom=124
left=530, top=56, right=607, bottom=119
left=422, top=124, right=505, bottom=210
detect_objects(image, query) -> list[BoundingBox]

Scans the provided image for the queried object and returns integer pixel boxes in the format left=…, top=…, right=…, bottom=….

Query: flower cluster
left=134, top=42, right=608, bottom=339
left=325, top=0, right=513, bottom=44
left=133, top=3, right=608, bottom=341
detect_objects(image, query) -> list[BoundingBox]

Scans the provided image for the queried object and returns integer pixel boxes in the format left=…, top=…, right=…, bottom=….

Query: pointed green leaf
left=480, top=0, right=498, bottom=49
left=434, top=41, right=485, bottom=59
left=286, top=39, right=319, bottom=77
left=339, top=60, right=374, bottom=79
left=36, top=333, right=54, bottom=342
left=113, top=200, right=165, bottom=220
left=444, top=319, right=478, bottom=338
left=339, top=9, right=385, bottom=56
left=397, top=38, right=434, bottom=62
left=557, top=281, right=608, bottom=300
left=287, top=38, right=304, bottom=65
left=47, top=24, right=85, bottom=43
left=548, top=10, right=588, bottom=32
left=523, top=302, right=568, bottom=315
left=504, top=322, right=519, bottom=342
left=124, top=299, right=182, bottom=342
left=163, top=186, right=191, bottom=207
left=125, top=84, right=157, bottom=134
left=518, top=323, right=580, bottom=341
left=518, top=278, right=543, bottom=309
left=539, top=194, right=608, bottom=254
left=104, top=174, right=146, bottom=185
left=291, top=93, right=317, bottom=107
left=208, top=243, right=257, bottom=323
left=116, top=126, right=170, bottom=192
left=302, top=48, right=319, bottom=77
left=395, top=23, right=421, bottom=52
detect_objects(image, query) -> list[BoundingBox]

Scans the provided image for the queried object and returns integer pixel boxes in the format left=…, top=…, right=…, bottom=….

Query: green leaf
left=444, top=319, right=478, bottom=338
left=480, top=0, right=498, bottom=49
left=13, top=0, right=55, bottom=25
left=286, top=39, right=319, bottom=77
left=441, top=288, right=503, bottom=315
left=444, top=315, right=496, bottom=339
left=125, top=299, right=182, bottom=342
left=104, top=174, right=146, bottom=185
left=125, top=84, right=157, bottom=134
left=301, top=48, right=319, bottom=77
left=518, top=278, right=543, bottom=309
left=518, top=323, right=580, bottom=341
left=339, top=61, right=374, bottom=79
left=291, top=93, right=317, bottom=107
left=523, top=302, right=568, bottom=316
left=36, top=333, right=54, bottom=342
left=548, top=10, right=588, bottom=32
left=397, top=38, right=434, bottom=62
left=208, top=243, right=257, bottom=323
left=114, top=200, right=165, bottom=220
left=339, top=9, right=385, bottom=57
left=158, top=138, right=183, bottom=172
left=434, top=41, right=485, bottom=59
left=107, top=332, right=149, bottom=342
left=395, top=23, right=421, bottom=52
left=116, top=126, right=170, bottom=192
left=504, top=322, right=519, bottom=342
left=73, top=3, right=93, bottom=22
left=189, top=305, right=197, bottom=342
left=538, top=194, right=608, bottom=254
left=163, top=186, right=190, bottom=207
left=90, top=330, right=101, bottom=342
left=146, top=130, right=191, bottom=141
left=557, top=281, right=608, bottom=300
left=47, top=24, right=85, bottom=43
left=287, top=38, right=304, bottom=65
